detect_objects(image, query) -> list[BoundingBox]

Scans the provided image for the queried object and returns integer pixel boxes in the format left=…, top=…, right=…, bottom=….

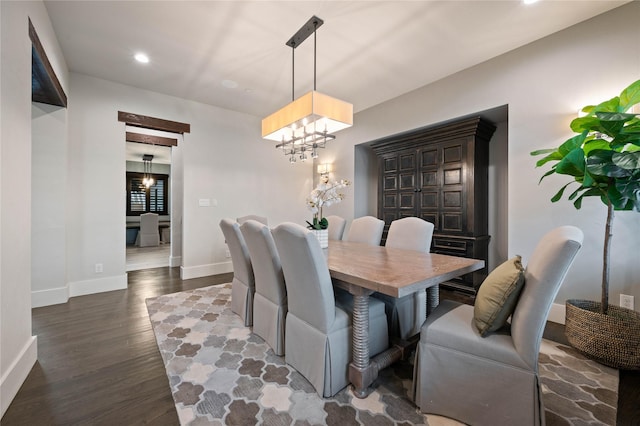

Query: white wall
left=31, top=102, right=68, bottom=307
left=0, top=0, right=69, bottom=416
left=67, top=73, right=313, bottom=284
left=320, top=2, right=640, bottom=321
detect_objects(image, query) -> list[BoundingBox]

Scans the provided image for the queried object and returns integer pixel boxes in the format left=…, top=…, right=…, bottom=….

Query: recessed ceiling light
left=134, top=53, right=149, bottom=63
left=523, top=0, right=539, bottom=4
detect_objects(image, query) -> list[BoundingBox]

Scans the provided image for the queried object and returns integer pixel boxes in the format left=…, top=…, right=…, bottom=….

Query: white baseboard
left=0, top=336, right=37, bottom=417
left=169, top=256, right=182, bottom=268
left=68, top=274, right=128, bottom=298
left=32, top=286, right=69, bottom=308
left=548, top=302, right=566, bottom=325
left=181, top=261, right=232, bottom=280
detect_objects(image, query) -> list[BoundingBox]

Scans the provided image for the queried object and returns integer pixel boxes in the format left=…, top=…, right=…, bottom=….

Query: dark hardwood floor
left=2, top=271, right=638, bottom=425
left=2, top=268, right=232, bottom=425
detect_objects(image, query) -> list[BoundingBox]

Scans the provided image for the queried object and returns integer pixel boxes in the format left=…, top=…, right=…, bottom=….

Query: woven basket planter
left=565, top=299, right=640, bottom=370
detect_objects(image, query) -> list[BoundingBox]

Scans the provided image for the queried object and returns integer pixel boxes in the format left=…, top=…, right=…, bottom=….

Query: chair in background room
left=240, top=219, right=287, bottom=356
left=344, top=216, right=384, bottom=246
left=219, top=218, right=255, bottom=326
left=272, top=222, right=389, bottom=397
left=413, top=226, right=583, bottom=426
left=237, top=215, right=268, bottom=226
left=375, top=217, right=435, bottom=340
left=326, top=215, right=346, bottom=241
left=137, top=212, right=160, bottom=247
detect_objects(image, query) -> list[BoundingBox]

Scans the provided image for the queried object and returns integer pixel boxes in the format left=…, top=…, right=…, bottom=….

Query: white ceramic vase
left=310, top=228, right=329, bottom=249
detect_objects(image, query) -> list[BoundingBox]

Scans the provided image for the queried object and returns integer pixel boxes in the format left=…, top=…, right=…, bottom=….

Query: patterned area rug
left=145, top=284, right=618, bottom=425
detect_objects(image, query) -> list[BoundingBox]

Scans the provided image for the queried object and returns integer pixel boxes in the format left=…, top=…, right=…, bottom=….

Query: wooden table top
left=326, top=240, right=484, bottom=298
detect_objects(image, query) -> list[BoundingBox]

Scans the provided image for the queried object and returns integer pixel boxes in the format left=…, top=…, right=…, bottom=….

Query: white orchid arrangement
left=306, top=175, right=351, bottom=230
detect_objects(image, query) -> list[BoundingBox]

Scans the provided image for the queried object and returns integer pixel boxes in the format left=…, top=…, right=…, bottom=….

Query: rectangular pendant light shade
left=262, top=90, right=353, bottom=142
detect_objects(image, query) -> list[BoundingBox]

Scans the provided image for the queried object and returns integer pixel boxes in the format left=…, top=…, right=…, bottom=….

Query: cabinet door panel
left=421, top=191, right=438, bottom=208
left=421, top=170, right=437, bottom=187
left=442, top=213, right=463, bottom=232
left=443, top=168, right=462, bottom=185
left=384, top=157, right=398, bottom=173
left=399, top=173, right=415, bottom=190
left=443, top=190, right=462, bottom=208
left=443, top=144, right=463, bottom=163
left=399, top=153, right=416, bottom=171
left=421, top=149, right=438, bottom=166
left=400, top=192, right=416, bottom=210
left=383, top=194, right=397, bottom=209
left=383, top=175, right=397, bottom=191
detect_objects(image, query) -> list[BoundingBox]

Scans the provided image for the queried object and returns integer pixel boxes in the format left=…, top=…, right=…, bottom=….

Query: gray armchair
left=326, top=215, right=346, bottom=241
left=376, top=217, right=435, bottom=339
left=272, top=222, right=388, bottom=397
left=345, top=216, right=384, bottom=246
left=412, top=226, right=583, bottom=426
left=137, top=213, right=160, bottom=247
left=240, top=219, right=287, bottom=356
left=219, top=218, right=255, bottom=326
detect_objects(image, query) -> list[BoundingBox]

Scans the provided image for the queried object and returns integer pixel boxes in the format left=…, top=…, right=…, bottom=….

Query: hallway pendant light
left=261, top=16, right=353, bottom=163
left=142, top=154, right=154, bottom=188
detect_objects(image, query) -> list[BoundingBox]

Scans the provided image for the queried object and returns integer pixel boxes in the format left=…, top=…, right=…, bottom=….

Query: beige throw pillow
left=473, top=255, right=525, bottom=336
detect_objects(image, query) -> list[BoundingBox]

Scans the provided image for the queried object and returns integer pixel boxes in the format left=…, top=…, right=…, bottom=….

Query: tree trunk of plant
left=602, top=200, right=614, bottom=315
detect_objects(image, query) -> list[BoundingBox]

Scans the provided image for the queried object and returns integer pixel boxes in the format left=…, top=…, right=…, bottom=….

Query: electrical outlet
left=620, top=294, right=634, bottom=310
left=95, top=263, right=103, bottom=273
left=225, top=249, right=231, bottom=258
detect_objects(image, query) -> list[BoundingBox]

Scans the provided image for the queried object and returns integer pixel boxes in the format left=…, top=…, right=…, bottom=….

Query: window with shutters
left=126, top=172, right=169, bottom=215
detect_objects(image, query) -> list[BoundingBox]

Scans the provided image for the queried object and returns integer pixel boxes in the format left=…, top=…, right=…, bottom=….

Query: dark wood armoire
left=371, top=116, right=496, bottom=294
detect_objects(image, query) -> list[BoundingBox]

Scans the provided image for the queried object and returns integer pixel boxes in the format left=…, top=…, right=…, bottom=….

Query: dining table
left=325, top=239, right=485, bottom=398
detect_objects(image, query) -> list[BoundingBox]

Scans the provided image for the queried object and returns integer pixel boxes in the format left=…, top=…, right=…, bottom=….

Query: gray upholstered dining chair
left=375, top=217, right=435, bottom=339
left=326, top=215, right=346, bottom=241
left=412, top=226, right=583, bottom=426
left=137, top=212, right=160, bottom=247
left=219, top=218, right=255, bottom=326
left=345, top=215, right=384, bottom=246
left=237, top=214, right=268, bottom=226
left=272, top=222, right=389, bottom=397
left=240, top=219, right=287, bottom=356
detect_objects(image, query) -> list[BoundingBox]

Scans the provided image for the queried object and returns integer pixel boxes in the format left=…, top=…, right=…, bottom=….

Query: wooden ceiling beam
left=118, top=111, right=190, bottom=134
left=126, top=132, right=178, bottom=147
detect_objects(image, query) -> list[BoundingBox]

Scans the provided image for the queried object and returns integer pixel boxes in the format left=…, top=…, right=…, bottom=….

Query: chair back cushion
left=140, top=212, right=159, bottom=233
left=240, top=220, right=286, bottom=304
left=345, top=216, right=384, bottom=246
left=272, top=222, right=336, bottom=332
left=511, top=226, right=583, bottom=368
left=385, top=217, right=434, bottom=253
left=219, top=218, right=254, bottom=288
left=237, top=215, right=268, bottom=226
left=326, top=215, right=346, bottom=241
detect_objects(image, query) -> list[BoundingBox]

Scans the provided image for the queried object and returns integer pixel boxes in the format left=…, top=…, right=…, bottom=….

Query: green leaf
left=620, top=79, right=640, bottom=109
left=570, top=116, right=601, bottom=133
left=555, top=148, right=585, bottom=177
left=593, top=96, right=621, bottom=113
left=535, top=151, right=563, bottom=167
left=530, top=148, right=556, bottom=156
left=559, top=132, right=587, bottom=155
left=583, top=138, right=612, bottom=156
left=612, top=151, right=640, bottom=170
left=595, top=112, right=636, bottom=122
left=586, top=150, right=631, bottom=177
left=538, top=168, right=556, bottom=183
left=551, top=182, right=573, bottom=202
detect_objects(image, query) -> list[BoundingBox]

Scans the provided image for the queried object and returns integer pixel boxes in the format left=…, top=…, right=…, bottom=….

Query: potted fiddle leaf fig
left=531, top=79, right=640, bottom=370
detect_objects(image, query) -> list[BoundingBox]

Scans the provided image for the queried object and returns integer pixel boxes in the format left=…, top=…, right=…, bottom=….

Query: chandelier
left=261, top=16, right=353, bottom=163
left=141, top=154, right=154, bottom=188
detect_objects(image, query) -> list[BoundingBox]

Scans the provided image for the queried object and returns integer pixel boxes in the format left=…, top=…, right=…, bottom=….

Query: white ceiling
left=45, top=0, right=627, bottom=121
